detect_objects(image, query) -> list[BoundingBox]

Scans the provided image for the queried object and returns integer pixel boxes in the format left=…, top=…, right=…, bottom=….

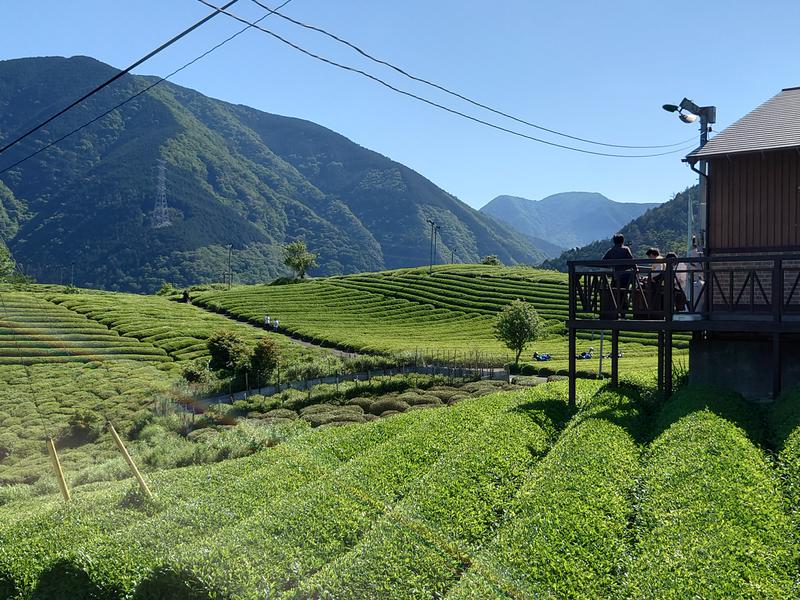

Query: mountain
left=0, top=56, right=545, bottom=292
left=540, top=186, right=698, bottom=271
left=480, top=192, right=659, bottom=253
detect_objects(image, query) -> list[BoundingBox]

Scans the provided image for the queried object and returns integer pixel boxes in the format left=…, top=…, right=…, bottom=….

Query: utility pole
left=426, top=219, right=436, bottom=275
left=451, top=249, right=454, bottom=264
left=70, top=261, right=75, bottom=287
left=433, top=224, right=441, bottom=268
left=227, top=244, right=233, bottom=290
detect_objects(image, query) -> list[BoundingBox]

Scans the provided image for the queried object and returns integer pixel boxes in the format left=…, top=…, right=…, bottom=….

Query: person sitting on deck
left=602, top=234, right=635, bottom=317
left=646, top=247, right=664, bottom=271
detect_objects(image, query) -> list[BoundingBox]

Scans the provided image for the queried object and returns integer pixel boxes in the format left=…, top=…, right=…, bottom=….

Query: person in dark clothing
left=602, top=234, right=635, bottom=317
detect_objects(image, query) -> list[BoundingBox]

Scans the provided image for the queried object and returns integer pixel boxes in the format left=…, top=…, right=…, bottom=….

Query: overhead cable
left=0, top=0, right=241, bottom=158
left=0, top=0, right=295, bottom=176
left=248, top=0, right=694, bottom=150
left=199, top=0, right=698, bottom=159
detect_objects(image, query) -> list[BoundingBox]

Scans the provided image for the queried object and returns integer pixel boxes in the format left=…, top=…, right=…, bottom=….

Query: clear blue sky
left=3, top=0, right=800, bottom=209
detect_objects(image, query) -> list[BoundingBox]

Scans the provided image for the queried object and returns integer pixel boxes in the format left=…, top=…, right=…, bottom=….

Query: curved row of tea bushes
left=446, top=387, right=641, bottom=599
left=294, top=384, right=574, bottom=599
left=155, top=392, right=523, bottom=599
left=0, top=411, right=415, bottom=599
left=624, top=407, right=796, bottom=598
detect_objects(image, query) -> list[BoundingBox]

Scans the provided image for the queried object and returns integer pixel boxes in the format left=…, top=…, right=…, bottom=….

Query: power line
left=199, top=1, right=698, bottom=159
left=248, top=0, right=693, bottom=150
left=0, top=0, right=241, bottom=159
left=0, top=0, right=295, bottom=176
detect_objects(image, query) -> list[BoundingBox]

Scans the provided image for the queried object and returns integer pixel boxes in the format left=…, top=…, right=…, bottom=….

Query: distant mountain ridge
left=540, top=185, right=698, bottom=271
left=480, top=192, right=659, bottom=253
left=0, top=56, right=545, bottom=292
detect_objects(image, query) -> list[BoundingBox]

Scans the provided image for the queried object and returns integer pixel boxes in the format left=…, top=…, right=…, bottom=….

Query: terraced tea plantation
left=3, top=380, right=799, bottom=599
left=0, top=292, right=170, bottom=365
left=193, top=265, right=685, bottom=372
left=46, top=291, right=327, bottom=365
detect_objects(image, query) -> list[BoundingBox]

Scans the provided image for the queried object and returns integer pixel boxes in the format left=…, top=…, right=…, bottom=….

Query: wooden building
left=567, top=87, right=800, bottom=405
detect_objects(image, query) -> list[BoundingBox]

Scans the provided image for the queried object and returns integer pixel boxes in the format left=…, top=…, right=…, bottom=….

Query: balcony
left=567, top=254, right=800, bottom=333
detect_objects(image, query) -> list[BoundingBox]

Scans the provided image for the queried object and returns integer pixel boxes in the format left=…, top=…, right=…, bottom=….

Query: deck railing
left=568, top=254, right=800, bottom=323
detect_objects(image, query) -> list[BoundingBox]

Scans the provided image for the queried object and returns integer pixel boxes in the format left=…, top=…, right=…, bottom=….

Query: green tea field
left=2, top=380, right=799, bottom=599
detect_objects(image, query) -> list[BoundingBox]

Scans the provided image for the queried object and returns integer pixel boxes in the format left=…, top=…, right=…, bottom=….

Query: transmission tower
left=151, top=160, right=172, bottom=228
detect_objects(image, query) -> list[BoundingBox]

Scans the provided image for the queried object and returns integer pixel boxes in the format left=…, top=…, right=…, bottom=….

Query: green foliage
left=624, top=406, right=796, bottom=597
left=0, top=241, right=14, bottom=281
left=450, top=386, right=640, bottom=599
left=250, top=338, right=280, bottom=380
left=180, top=359, right=211, bottom=385
left=207, top=330, right=252, bottom=373
left=493, top=299, right=543, bottom=364
left=283, top=240, right=318, bottom=279
left=481, top=254, right=502, bottom=265
left=156, top=282, right=177, bottom=296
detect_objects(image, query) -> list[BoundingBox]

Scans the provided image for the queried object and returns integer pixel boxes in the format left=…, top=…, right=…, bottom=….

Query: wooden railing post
left=773, top=258, right=783, bottom=322
left=568, top=262, right=577, bottom=322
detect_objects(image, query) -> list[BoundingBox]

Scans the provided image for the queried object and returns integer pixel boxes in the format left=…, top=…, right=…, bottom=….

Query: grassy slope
left=3, top=380, right=798, bottom=599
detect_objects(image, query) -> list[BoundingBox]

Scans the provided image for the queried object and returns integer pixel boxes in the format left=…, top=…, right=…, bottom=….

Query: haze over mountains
left=480, top=192, right=659, bottom=254
left=0, top=56, right=545, bottom=292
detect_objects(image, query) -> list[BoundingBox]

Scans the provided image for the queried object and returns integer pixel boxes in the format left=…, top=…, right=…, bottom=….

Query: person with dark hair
left=646, top=247, right=664, bottom=271
left=602, top=233, right=635, bottom=318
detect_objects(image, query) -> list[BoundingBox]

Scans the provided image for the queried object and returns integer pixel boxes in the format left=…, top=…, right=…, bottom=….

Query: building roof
left=687, top=87, right=800, bottom=161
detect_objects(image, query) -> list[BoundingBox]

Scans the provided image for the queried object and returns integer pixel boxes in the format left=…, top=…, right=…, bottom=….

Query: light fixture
left=679, top=113, right=698, bottom=123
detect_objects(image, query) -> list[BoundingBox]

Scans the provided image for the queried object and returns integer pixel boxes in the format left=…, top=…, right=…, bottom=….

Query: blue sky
left=3, top=0, right=800, bottom=209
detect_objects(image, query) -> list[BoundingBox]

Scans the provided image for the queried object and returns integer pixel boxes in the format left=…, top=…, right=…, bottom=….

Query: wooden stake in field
left=46, top=438, right=70, bottom=502
left=108, top=422, right=153, bottom=500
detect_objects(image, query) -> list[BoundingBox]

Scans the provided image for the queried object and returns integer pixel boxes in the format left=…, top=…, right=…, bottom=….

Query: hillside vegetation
left=542, top=185, right=698, bottom=271
left=0, top=56, right=543, bottom=292
left=2, top=380, right=799, bottom=598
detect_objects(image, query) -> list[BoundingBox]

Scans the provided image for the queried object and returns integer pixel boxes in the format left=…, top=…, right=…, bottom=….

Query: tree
left=482, top=254, right=502, bottom=266
left=494, top=299, right=543, bottom=365
left=207, top=330, right=253, bottom=374
left=251, top=338, right=280, bottom=387
left=0, top=242, right=15, bottom=281
left=283, top=240, right=318, bottom=279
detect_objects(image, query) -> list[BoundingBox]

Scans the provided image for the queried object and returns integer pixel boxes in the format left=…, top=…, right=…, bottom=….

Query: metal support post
left=568, top=327, right=576, bottom=408
left=611, top=329, right=619, bottom=386
left=773, top=333, right=782, bottom=400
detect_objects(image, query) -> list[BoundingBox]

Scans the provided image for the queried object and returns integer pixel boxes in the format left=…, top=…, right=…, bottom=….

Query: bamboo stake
left=108, top=423, right=153, bottom=500
left=46, top=438, right=70, bottom=502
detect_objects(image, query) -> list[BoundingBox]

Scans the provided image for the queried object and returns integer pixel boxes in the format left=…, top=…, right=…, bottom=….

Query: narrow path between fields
left=186, top=298, right=368, bottom=359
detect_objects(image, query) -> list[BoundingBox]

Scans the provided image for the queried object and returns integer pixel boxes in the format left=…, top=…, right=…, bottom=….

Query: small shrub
left=370, top=399, right=410, bottom=415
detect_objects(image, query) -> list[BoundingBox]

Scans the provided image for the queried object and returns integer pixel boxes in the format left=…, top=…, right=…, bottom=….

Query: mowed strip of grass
left=446, top=384, right=642, bottom=600
left=623, top=389, right=797, bottom=598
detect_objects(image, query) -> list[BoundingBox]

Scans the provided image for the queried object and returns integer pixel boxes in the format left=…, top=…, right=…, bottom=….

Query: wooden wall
left=708, top=149, right=800, bottom=252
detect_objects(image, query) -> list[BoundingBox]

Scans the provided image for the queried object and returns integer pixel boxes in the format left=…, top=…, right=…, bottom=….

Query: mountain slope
left=481, top=192, right=658, bottom=252
left=0, top=56, right=544, bottom=291
left=540, top=186, right=698, bottom=271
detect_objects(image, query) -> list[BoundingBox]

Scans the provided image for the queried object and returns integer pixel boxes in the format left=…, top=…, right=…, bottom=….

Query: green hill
left=0, top=56, right=544, bottom=292
left=541, top=186, right=698, bottom=271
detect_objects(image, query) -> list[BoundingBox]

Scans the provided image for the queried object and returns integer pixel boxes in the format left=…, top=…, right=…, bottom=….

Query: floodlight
left=679, top=112, right=698, bottom=123
left=662, top=104, right=679, bottom=113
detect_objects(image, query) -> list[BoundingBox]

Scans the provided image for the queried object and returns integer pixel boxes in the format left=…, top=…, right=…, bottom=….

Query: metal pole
left=698, top=114, right=709, bottom=252
left=70, top=261, right=75, bottom=287
left=227, top=244, right=232, bottom=290
left=598, top=331, right=604, bottom=379
left=46, top=438, right=71, bottom=502
left=109, top=423, right=153, bottom=500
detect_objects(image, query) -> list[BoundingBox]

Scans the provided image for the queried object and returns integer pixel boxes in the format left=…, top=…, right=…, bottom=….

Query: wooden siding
left=709, top=150, right=800, bottom=251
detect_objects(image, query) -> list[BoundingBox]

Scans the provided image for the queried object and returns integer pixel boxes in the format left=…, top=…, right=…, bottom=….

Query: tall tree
left=283, top=240, right=318, bottom=279
left=0, top=242, right=14, bottom=281
left=494, top=299, right=543, bottom=365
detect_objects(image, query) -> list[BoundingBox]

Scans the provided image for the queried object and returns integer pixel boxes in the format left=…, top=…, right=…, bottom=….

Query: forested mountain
left=0, top=56, right=544, bottom=292
left=540, top=186, right=698, bottom=271
left=480, top=192, right=658, bottom=252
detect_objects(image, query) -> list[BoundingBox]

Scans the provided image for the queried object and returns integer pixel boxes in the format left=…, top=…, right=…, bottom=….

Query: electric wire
left=0, top=0, right=241, bottom=158
left=199, top=0, right=699, bottom=159
left=0, top=0, right=295, bottom=176
left=247, top=0, right=694, bottom=150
